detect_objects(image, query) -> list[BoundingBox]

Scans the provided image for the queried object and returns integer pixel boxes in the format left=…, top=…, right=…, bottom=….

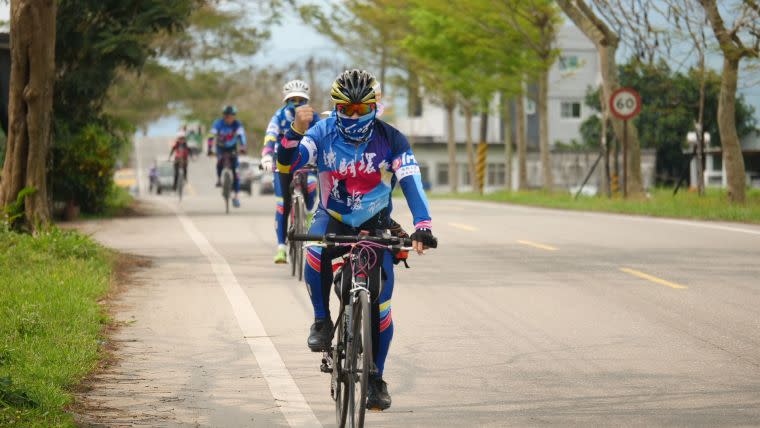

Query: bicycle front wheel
left=347, top=290, right=371, bottom=427
left=294, top=196, right=306, bottom=281
left=334, top=309, right=348, bottom=427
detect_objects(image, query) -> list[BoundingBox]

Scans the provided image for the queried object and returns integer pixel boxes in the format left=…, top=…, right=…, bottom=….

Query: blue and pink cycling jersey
left=210, top=118, right=247, bottom=150
left=277, top=117, right=431, bottom=231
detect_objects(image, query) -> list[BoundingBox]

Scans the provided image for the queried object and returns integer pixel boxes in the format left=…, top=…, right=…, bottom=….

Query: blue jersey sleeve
left=388, top=125, right=432, bottom=230
left=235, top=121, right=247, bottom=147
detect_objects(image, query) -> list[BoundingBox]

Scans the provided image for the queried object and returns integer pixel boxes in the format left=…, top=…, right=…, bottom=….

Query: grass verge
left=80, top=184, right=135, bottom=220
left=0, top=228, right=112, bottom=427
left=432, top=188, right=760, bottom=224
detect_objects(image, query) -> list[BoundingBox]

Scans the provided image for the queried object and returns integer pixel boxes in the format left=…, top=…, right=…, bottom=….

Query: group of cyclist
left=170, top=69, right=437, bottom=411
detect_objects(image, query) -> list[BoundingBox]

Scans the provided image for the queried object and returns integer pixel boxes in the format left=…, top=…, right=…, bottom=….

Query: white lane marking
left=445, top=199, right=760, bottom=236
left=171, top=206, right=321, bottom=427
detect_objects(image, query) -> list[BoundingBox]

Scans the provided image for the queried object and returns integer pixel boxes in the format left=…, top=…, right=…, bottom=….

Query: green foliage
left=0, top=228, right=111, bottom=426
left=55, top=0, right=194, bottom=129
left=51, top=119, right=132, bottom=213
left=154, top=1, right=270, bottom=65
left=580, top=59, right=757, bottom=184
left=2, top=187, right=37, bottom=230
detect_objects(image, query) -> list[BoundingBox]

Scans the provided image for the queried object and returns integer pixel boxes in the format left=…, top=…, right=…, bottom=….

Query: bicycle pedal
left=320, top=354, right=333, bottom=373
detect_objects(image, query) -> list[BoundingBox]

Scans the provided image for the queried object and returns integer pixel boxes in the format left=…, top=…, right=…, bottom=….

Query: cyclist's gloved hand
left=410, top=228, right=437, bottom=255
left=261, top=154, right=274, bottom=173
left=239, top=147, right=247, bottom=155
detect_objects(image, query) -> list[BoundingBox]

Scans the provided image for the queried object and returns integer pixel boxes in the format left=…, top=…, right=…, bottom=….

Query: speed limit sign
left=610, top=88, right=641, bottom=120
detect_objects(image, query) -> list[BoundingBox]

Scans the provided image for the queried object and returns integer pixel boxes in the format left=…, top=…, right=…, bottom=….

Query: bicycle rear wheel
left=177, top=168, right=184, bottom=202
left=346, top=290, right=371, bottom=427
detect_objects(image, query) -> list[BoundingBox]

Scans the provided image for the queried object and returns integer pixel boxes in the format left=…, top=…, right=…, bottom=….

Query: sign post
left=610, top=87, right=641, bottom=198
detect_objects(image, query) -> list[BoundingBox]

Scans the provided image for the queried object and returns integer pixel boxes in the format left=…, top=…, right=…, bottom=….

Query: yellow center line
left=619, top=267, right=688, bottom=289
left=516, top=240, right=558, bottom=251
left=448, top=222, right=479, bottom=232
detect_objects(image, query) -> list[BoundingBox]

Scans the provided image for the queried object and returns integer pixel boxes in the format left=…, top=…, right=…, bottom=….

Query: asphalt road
left=76, top=136, right=760, bottom=427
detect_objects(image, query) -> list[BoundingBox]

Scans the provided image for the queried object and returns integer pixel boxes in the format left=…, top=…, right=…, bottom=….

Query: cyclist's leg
left=373, top=251, right=395, bottom=376
left=232, top=155, right=240, bottom=193
left=273, top=171, right=287, bottom=246
left=303, top=209, right=331, bottom=319
left=182, top=161, right=188, bottom=182
left=304, top=209, right=351, bottom=320
left=215, top=147, right=223, bottom=182
left=173, top=161, right=179, bottom=189
left=305, top=171, right=318, bottom=212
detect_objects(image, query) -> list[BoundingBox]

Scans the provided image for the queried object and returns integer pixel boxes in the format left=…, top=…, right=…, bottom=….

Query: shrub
left=50, top=118, right=132, bottom=213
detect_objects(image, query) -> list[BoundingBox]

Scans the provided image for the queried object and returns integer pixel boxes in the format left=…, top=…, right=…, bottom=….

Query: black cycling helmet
left=222, top=105, right=237, bottom=116
left=330, top=69, right=377, bottom=105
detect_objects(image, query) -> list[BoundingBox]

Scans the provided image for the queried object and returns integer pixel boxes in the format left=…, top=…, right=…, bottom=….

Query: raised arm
left=277, top=105, right=318, bottom=174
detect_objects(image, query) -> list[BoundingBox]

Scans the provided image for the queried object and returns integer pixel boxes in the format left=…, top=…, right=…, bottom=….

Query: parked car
left=259, top=172, right=275, bottom=194
left=149, top=160, right=175, bottom=194
left=238, top=156, right=261, bottom=195
left=114, top=168, right=138, bottom=195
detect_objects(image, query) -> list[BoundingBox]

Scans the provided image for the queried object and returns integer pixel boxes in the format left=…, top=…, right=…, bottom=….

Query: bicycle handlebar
left=290, top=232, right=437, bottom=249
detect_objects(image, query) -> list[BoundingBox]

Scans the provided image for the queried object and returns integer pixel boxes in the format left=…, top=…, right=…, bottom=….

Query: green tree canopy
left=580, top=58, right=757, bottom=184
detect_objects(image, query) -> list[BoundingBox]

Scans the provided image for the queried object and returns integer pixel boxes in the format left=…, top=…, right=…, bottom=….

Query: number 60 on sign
left=609, top=87, right=641, bottom=120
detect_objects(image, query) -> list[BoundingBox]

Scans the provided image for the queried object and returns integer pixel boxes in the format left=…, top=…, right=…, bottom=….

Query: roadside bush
left=50, top=118, right=132, bottom=214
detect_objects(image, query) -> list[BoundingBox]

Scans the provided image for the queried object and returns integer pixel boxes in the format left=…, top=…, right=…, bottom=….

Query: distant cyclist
left=208, top=105, right=247, bottom=208
left=277, top=69, right=437, bottom=410
left=168, top=131, right=193, bottom=191
left=261, top=80, right=321, bottom=264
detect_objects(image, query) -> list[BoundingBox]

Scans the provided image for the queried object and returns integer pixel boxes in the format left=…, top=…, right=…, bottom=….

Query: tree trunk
left=696, top=51, right=706, bottom=196
left=537, top=69, right=552, bottom=190
left=463, top=103, right=476, bottom=189
left=477, top=102, right=489, bottom=194
left=716, top=57, right=746, bottom=203
left=0, top=0, right=57, bottom=230
left=516, top=91, right=528, bottom=190
left=556, top=0, right=644, bottom=196
left=445, top=100, right=458, bottom=193
left=502, top=93, right=513, bottom=191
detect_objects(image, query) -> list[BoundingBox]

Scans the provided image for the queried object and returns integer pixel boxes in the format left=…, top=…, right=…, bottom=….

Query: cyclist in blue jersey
left=209, top=105, right=247, bottom=208
left=261, top=80, right=321, bottom=264
left=277, top=70, right=437, bottom=410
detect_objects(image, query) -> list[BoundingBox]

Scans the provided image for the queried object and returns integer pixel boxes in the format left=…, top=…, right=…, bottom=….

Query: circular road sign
left=609, top=87, right=641, bottom=120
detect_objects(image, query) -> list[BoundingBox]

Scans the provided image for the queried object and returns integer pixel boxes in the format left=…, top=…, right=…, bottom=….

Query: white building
left=391, top=25, right=620, bottom=192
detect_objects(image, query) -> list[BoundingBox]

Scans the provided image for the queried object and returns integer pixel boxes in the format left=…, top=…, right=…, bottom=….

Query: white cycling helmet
left=282, top=79, right=310, bottom=102
left=176, top=130, right=186, bottom=139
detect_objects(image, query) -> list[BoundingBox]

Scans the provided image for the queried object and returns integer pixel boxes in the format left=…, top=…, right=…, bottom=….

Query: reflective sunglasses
left=336, top=102, right=376, bottom=117
left=288, top=97, right=307, bottom=106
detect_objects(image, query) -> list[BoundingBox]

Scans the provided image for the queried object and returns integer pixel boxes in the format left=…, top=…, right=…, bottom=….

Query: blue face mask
left=336, top=110, right=376, bottom=143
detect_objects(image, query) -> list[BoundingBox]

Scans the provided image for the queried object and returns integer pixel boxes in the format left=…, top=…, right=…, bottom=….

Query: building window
left=436, top=163, right=449, bottom=186
left=460, top=163, right=470, bottom=186
left=487, top=163, right=506, bottom=186
left=560, top=101, right=582, bottom=119
left=419, top=163, right=430, bottom=182
left=559, top=55, right=579, bottom=71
